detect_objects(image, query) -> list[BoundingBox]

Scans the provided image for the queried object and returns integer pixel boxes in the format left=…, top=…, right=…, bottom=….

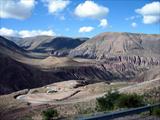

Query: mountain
left=0, top=33, right=159, bottom=95
left=16, top=35, right=54, bottom=50
left=0, top=36, right=25, bottom=53
left=0, top=36, right=57, bottom=94
left=69, top=32, right=160, bottom=59
left=0, top=36, right=46, bottom=60
left=0, top=36, right=28, bottom=60
left=3, top=36, right=23, bottom=43
left=0, top=36, right=112, bottom=94
left=16, top=36, right=88, bottom=56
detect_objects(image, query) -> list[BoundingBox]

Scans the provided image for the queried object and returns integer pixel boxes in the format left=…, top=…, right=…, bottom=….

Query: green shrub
left=116, top=93, right=145, bottom=108
left=42, top=108, right=58, bottom=120
left=96, top=90, right=120, bottom=111
left=96, top=90, right=145, bottom=112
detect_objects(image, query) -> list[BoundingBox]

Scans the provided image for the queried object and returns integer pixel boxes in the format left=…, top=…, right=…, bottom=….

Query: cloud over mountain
left=0, top=0, right=36, bottom=19
left=0, top=27, right=55, bottom=37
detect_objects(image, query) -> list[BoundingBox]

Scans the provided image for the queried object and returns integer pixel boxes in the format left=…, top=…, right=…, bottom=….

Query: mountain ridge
left=69, top=32, right=160, bottom=59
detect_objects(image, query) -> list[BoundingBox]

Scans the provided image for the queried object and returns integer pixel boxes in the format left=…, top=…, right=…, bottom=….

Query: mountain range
left=0, top=32, right=160, bottom=94
left=4, top=36, right=88, bottom=56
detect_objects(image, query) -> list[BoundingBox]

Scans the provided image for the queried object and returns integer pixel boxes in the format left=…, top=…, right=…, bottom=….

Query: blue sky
left=0, top=0, right=160, bottom=38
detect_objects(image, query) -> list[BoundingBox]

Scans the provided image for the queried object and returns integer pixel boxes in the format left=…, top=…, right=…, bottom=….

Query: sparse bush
left=74, top=104, right=96, bottom=115
left=116, top=93, right=145, bottom=108
left=96, top=90, right=120, bottom=111
left=79, top=107, right=95, bottom=115
left=96, top=90, right=145, bottom=112
left=143, top=87, right=160, bottom=104
left=42, top=108, right=58, bottom=120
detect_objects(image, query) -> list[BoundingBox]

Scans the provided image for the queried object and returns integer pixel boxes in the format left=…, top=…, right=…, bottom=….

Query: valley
left=0, top=32, right=160, bottom=120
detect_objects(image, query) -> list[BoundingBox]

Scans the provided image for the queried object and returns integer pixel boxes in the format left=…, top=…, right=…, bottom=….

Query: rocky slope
left=1, top=51, right=129, bottom=94
left=69, top=32, right=160, bottom=59
left=0, top=37, right=123, bottom=94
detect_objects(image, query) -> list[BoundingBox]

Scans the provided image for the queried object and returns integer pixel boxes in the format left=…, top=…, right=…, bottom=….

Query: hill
left=0, top=37, right=110, bottom=94
left=0, top=33, right=159, bottom=94
left=69, top=32, right=160, bottom=59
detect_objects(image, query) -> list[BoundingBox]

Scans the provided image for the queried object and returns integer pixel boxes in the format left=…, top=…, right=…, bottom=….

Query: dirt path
left=119, top=77, right=160, bottom=93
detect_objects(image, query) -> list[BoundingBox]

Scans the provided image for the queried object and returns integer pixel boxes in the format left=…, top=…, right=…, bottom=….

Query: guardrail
left=79, top=103, right=160, bottom=120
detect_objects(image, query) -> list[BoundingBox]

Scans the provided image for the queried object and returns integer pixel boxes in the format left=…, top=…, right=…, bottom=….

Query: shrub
left=96, top=90, right=145, bottom=112
left=96, top=90, right=120, bottom=111
left=116, top=93, right=145, bottom=108
left=42, top=108, right=58, bottom=120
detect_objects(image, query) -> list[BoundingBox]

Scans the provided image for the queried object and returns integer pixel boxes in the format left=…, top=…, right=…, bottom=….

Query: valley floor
left=0, top=78, right=160, bottom=120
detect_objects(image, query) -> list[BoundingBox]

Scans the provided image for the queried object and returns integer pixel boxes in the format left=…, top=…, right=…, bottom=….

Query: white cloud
left=79, top=26, right=94, bottom=33
left=131, top=22, right=137, bottom=28
left=0, top=28, right=18, bottom=36
left=135, top=1, right=160, bottom=24
left=19, top=30, right=55, bottom=37
left=74, top=1, right=109, bottom=19
left=43, top=0, right=70, bottom=15
left=99, top=19, right=108, bottom=27
left=125, top=15, right=140, bottom=21
left=143, top=16, right=160, bottom=24
left=0, top=0, right=36, bottom=20
left=0, top=28, right=55, bottom=37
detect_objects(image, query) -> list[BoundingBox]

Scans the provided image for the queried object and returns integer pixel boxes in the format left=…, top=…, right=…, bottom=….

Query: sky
left=0, top=0, right=160, bottom=38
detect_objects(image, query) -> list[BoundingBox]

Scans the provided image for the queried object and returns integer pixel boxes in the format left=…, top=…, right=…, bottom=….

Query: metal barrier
left=79, top=103, right=160, bottom=120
